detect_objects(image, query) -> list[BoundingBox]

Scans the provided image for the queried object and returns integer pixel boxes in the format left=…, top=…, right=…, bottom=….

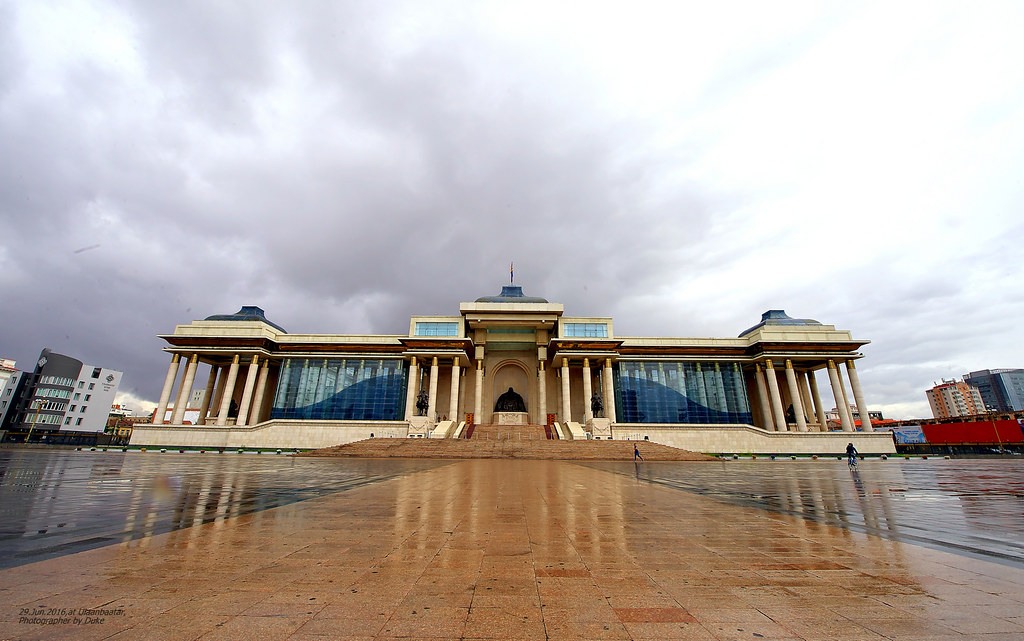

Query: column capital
left=539, top=361, right=545, bottom=371
left=764, top=360, right=775, bottom=370
left=476, top=359, right=482, bottom=370
left=785, top=359, right=793, bottom=369
left=410, top=356, right=417, bottom=366
left=846, top=359, right=857, bottom=370
left=432, top=356, right=438, bottom=367
left=828, top=359, right=837, bottom=369
left=583, top=357, right=590, bottom=368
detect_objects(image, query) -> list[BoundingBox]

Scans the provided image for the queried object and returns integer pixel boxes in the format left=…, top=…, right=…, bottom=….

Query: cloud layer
left=2, top=1, right=1023, bottom=419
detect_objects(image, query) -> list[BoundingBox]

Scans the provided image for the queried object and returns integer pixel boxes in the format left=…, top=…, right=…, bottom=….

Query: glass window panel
left=613, top=360, right=751, bottom=425
left=271, top=358, right=408, bottom=421
left=563, top=323, right=608, bottom=338
left=414, top=322, right=459, bottom=336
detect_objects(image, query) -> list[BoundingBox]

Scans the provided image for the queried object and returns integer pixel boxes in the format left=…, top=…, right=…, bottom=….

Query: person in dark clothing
left=846, top=442, right=858, bottom=468
left=634, top=444, right=644, bottom=461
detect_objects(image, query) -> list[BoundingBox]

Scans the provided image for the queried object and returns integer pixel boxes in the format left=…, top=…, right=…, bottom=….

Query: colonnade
left=753, top=359, right=872, bottom=432
left=401, top=355, right=619, bottom=426
left=152, top=353, right=275, bottom=426
left=553, top=357, right=616, bottom=425
left=404, top=356, right=464, bottom=422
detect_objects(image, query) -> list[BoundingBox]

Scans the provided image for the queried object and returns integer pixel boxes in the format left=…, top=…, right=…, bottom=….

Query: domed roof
left=204, top=306, right=287, bottom=332
left=739, top=310, right=821, bottom=337
left=475, top=285, right=548, bottom=303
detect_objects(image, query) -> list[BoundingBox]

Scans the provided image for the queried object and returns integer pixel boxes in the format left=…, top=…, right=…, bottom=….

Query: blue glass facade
left=271, top=358, right=407, bottom=421
left=614, top=361, right=752, bottom=424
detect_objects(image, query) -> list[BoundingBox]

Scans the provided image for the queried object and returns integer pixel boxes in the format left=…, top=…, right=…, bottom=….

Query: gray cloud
left=2, top=1, right=1023, bottom=419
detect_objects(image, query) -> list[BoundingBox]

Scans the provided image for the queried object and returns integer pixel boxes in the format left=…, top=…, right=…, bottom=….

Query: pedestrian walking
left=634, top=444, right=644, bottom=461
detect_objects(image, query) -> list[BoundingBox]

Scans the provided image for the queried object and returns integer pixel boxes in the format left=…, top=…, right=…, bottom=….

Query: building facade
left=963, top=369, right=1024, bottom=412
left=926, top=379, right=986, bottom=419
left=0, top=349, right=123, bottom=438
left=130, top=287, right=895, bottom=454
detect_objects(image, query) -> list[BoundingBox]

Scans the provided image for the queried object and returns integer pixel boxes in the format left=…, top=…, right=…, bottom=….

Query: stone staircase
left=467, top=423, right=551, bottom=441
left=300, top=438, right=712, bottom=460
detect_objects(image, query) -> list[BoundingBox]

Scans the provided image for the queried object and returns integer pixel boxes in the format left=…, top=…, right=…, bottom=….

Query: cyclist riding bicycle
left=846, top=442, right=858, bottom=468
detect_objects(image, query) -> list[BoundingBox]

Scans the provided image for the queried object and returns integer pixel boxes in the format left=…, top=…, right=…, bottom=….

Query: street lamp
left=27, top=398, right=44, bottom=444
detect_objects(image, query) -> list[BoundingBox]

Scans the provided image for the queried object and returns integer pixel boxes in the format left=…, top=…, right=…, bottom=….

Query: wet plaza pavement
left=2, top=451, right=1024, bottom=639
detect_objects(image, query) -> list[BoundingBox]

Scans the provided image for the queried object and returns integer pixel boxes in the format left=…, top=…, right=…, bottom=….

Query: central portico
left=404, top=284, right=586, bottom=428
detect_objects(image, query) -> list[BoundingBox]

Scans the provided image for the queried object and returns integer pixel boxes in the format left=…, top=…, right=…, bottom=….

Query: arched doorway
left=490, top=360, right=530, bottom=423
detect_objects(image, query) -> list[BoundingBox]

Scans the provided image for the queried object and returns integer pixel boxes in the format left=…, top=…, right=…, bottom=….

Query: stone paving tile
left=3, top=459, right=1024, bottom=640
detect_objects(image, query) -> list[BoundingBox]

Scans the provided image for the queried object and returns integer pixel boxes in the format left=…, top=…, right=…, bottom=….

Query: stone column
left=427, top=357, right=439, bottom=421
left=235, top=355, right=261, bottom=426
left=216, top=355, right=241, bottom=426
left=582, top=358, right=593, bottom=424
left=808, top=370, right=828, bottom=430
left=604, top=359, right=617, bottom=422
left=474, top=359, right=483, bottom=424
left=784, top=360, right=808, bottom=432
left=448, top=359, right=460, bottom=421
left=171, top=354, right=199, bottom=424
left=764, top=360, right=788, bottom=432
left=560, top=358, right=571, bottom=422
left=797, top=372, right=814, bottom=428
left=248, top=359, right=271, bottom=426
left=827, top=360, right=854, bottom=432
left=836, top=365, right=855, bottom=430
left=196, top=365, right=218, bottom=425
left=754, top=364, right=774, bottom=430
left=537, top=362, right=547, bottom=425
left=404, top=357, right=419, bottom=419
left=152, top=354, right=181, bottom=424
left=845, top=360, right=872, bottom=431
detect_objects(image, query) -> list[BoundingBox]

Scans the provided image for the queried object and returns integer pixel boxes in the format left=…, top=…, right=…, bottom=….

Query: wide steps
left=467, top=423, right=550, bottom=441
left=301, top=438, right=712, bottom=460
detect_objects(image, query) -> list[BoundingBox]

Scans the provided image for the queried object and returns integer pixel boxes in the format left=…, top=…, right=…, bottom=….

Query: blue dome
left=739, top=310, right=821, bottom=337
left=204, top=306, right=287, bottom=332
left=475, top=286, right=549, bottom=303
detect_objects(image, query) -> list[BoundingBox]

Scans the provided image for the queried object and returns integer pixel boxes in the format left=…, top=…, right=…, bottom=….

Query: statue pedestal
left=494, top=412, right=527, bottom=425
left=589, top=418, right=612, bottom=438
left=407, top=416, right=433, bottom=437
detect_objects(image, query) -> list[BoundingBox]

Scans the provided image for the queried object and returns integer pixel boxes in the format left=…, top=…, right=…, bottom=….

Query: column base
left=588, top=418, right=612, bottom=438
left=407, top=416, right=434, bottom=437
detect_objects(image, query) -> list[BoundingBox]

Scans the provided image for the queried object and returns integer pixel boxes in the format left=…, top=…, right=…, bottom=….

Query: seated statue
left=415, top=389, right=429, bottom=416
left=494, top=387, right=526, bottom=412
left=591, top=393, right=603, bottom=418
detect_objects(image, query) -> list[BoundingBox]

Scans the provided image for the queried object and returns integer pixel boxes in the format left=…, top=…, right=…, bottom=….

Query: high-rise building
left=963, top=369, right=1024, bottom=412
left=0, top=348, right=122, bottom=438
left=926, top=379, right=985, bottom=419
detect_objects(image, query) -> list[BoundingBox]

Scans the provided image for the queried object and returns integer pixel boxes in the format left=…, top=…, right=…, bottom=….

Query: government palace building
left=129, top=285, right=896, bottom=454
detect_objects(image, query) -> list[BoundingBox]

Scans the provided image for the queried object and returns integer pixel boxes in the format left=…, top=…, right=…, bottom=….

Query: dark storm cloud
left=2, top=2, right=1022, bottom=419
left=0, top=1, right=719, bottom=408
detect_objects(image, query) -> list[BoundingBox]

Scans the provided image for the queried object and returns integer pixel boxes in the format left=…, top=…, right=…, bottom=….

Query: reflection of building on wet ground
left=130, top=285, right=895, bottom=454
left=4, top=455, right=1024, bottom=640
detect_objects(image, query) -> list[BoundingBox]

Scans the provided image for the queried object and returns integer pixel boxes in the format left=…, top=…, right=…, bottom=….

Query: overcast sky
left=2, top=1, right=1023, bottom=419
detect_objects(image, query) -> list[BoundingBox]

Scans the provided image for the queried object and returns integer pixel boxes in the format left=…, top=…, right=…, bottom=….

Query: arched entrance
left=490, top=360, right=530, bottom=423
